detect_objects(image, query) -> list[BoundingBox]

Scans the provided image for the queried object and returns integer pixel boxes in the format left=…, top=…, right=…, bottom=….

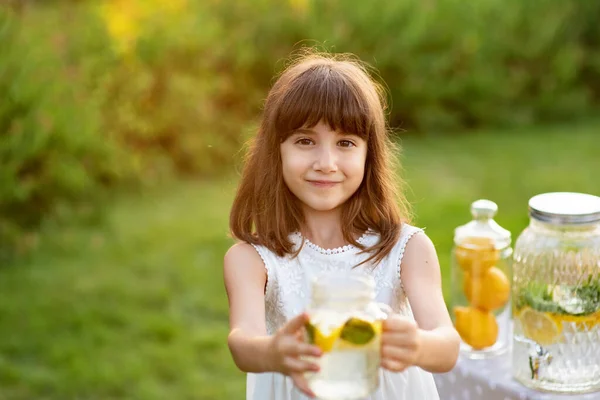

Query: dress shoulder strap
left=250, top=243, right=279, bottom=298
left=391, top=224, right=424, bottom=287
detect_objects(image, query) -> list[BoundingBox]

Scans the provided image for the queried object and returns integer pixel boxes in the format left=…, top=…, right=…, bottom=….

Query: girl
left=224, top=51, right=460, bottom=399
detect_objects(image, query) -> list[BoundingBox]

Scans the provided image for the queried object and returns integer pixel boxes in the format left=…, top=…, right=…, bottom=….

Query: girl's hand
left=268, top=313, right=322, bottom=397
left=381, top=314, right=422, bottom=373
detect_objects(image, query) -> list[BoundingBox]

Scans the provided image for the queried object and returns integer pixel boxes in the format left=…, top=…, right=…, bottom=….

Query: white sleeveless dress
left=247, top=224, right=440, bottom=400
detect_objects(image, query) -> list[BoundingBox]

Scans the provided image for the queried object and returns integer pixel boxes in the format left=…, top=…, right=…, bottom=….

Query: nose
left=313, top=146, right=338, bottom=173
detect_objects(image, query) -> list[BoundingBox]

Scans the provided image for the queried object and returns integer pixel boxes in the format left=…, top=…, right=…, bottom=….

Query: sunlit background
left=1, top=0, right=599, bottom=398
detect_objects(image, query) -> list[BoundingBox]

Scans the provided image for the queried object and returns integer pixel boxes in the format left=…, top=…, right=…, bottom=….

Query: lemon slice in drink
left=553, top=311, right=600, bottom=330
left=305, top=321, right=343, bottom=352
left=518, top=307, right=562, bottom=345
left=339, top=318, right=381, bottom=346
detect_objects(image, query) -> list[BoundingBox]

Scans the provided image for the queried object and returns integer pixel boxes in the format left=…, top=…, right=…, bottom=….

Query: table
left=434, top=351, right=600, bottom=400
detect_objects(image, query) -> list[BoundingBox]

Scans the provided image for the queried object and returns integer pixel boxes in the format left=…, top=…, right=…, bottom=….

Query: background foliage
left=1, top=1, right=599, bottom=397
left=2, top=0, right=600, bottom=257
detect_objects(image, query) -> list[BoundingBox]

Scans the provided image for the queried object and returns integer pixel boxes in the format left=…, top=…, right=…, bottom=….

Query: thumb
left=282, top=313, right=309, bottom=335
left=383, top=314, right=413, bottom=331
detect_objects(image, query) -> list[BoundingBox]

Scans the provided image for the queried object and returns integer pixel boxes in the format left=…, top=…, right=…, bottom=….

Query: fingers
left=282, top=313, right=309, bottom=334
left=272, top=316, right=322, bottom=376
left=381, top=315, right=420, bottom=353
left=380, top=315, right=421, bottom=372
left=283, top=356, right=320, bottom=373
left=291, top=372, right=316, bottom=398
left=381, top=357, right=408, bottom=373
left=381, top=332, right=420, bottom=350
left=278, top=335, right=322, bottom=357
left=294, top=342, right=323, bottom=358
left=381, top=345, right=418, bottom=365
left=381, top=332, right=420, bottom=367
left=383, top=315, right=417, bottom=332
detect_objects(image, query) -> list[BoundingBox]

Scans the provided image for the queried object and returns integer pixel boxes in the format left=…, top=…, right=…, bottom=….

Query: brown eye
left=296, top=138, right=313, bottom=145
left=338, top=140, right=356, bottom=148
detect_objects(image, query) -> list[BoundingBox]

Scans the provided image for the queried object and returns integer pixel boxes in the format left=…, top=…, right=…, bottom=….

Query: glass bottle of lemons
left=451, top=199, right=512, bottom=359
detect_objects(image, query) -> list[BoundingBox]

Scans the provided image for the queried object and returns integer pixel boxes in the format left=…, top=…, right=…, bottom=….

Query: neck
left=301, top=207, right=347, bottom=249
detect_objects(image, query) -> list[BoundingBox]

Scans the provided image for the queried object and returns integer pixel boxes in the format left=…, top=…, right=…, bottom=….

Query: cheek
left=281, top=159, right=293, bottom=187
left=282, top=153, right=309, bottom=178
left=280, top=153, right=302, bottom=187
left=345, top=153, right=367, bottom=179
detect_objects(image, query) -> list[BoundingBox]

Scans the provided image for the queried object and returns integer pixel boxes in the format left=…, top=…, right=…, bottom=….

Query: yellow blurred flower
left=289, top=0, right=309, bottom=16
left=99, top=0, right=188, bottom=55
left=99, top=0, right=142, bottom=54
left=157, top=0, right=187, bottom=13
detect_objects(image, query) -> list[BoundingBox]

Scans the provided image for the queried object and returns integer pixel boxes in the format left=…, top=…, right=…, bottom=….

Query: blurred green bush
left=1, top=0, right=599, bottom=259
left=0, top=6, right=127, bottom=260
left=209, top=0, right=600, bottom=131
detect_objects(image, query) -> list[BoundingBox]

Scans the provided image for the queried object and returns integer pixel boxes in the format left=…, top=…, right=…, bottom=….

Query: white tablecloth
left=434, top=352, right=600, bottom=400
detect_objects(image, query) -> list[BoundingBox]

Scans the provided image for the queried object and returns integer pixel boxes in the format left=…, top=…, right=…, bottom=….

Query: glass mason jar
left=451, top=199, right=513, bottom=359
left=303, top=272, right=389, bottom=400
left=512, top=192, right=600, bottom=394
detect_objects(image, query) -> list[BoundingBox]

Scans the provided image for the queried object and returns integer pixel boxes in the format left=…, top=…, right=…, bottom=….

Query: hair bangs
left=275, top=65, right=373, bottom=140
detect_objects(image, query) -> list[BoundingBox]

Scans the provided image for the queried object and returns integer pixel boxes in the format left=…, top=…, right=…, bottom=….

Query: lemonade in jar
left=512, top=192, right=600, bottom=394
left=303, top=272, right=388, bottom=400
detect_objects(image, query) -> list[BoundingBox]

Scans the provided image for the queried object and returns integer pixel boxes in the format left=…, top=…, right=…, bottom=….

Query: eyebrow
left=293, top=128, right=316, bottom=134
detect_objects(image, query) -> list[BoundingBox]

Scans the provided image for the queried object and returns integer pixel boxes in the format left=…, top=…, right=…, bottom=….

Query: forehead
left=274, top=64, right=376, bottom=141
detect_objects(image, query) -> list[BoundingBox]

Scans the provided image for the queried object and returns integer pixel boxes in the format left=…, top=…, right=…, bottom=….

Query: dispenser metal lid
left=529, top=192, right=600, bottom=225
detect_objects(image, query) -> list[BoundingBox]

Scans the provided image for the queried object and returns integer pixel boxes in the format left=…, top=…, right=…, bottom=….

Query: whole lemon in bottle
left=463, top=266, right=510, bottom=311
left=454, top=306, right=499, bottom=350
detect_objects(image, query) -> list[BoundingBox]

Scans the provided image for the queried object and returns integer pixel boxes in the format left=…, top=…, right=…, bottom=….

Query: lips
left=307, top=180, right=340, bottom=188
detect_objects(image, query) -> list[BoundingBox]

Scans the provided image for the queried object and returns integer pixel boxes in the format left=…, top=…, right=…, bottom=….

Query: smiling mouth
left=307, top=180, right=340, bottom=188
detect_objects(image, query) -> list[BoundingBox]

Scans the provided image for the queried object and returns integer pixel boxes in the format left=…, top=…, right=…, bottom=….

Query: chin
left=302, top=199, right=344, bottom=212
left=311, top=205, right=340, bottom=212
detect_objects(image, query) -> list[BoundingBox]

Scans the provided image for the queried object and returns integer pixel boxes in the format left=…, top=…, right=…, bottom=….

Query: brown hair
left=229, top=50, right=412, bottom=265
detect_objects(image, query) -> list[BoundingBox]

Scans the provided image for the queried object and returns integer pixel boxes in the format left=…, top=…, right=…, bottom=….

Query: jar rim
left=529, top=192, right=600, bottom=225
left=311, top=271, right=375, bottom=302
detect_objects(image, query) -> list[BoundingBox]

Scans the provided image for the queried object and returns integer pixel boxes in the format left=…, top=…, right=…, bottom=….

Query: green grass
left=1, top=122, right=599, bottom=399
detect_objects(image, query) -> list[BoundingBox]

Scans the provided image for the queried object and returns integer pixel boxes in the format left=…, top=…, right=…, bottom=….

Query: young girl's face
left=280, top=120, right=367, bottom=214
